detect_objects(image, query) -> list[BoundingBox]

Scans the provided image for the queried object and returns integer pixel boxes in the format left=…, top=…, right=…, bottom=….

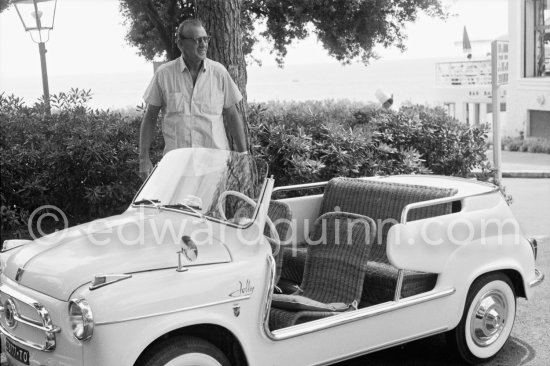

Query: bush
left=353, top=105, right=490, bottom=177
left=502, top=136, right=550, bottom=154
left=1, top=95, right=492, bottom=240
left=250, top=101, right=490, bottom=186
left=0, top=90, right=163, bottom=241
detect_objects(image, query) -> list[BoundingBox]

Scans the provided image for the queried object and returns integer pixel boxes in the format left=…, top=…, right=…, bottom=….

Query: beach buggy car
left=0, top=148, right=544, bottom=366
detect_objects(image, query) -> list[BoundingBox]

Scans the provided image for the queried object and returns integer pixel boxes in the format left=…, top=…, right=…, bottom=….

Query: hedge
left=1, top=93, right=492, bottom=241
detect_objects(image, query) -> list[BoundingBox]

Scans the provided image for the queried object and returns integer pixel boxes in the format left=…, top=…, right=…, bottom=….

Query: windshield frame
left=129, top=149, right=269, bottom=229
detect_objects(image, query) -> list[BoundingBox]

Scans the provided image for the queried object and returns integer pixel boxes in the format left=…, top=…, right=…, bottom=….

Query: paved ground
left=338, top=178, right=550, bottom=366
left=487, top=150, right=550, bottom=177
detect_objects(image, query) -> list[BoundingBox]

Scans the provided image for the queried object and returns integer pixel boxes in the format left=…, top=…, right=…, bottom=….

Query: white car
left=0, top=148, right=544, bottom=366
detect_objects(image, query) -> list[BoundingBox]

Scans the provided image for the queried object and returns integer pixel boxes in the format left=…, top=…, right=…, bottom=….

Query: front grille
left=0, top=284, right=61, bottom=351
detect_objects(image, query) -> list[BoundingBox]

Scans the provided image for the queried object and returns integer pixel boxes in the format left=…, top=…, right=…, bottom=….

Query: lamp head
left=13, top=0, right=57, bottom=43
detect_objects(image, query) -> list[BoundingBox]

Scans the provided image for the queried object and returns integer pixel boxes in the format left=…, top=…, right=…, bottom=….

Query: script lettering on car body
left=229, top=280, right=254, bottom=297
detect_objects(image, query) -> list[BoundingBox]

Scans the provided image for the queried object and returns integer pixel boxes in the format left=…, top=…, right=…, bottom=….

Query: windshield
left=133, top=148, right=268, bottom=223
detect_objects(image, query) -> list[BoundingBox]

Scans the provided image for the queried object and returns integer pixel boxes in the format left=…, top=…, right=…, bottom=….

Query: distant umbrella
left=463, top=26, right=472, bottom=59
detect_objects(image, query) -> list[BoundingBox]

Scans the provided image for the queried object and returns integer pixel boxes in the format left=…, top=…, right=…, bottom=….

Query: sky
left=0, top=0, right=508, bottom=79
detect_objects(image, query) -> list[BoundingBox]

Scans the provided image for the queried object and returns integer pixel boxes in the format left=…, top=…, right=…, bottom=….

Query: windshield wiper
left=161, top=203, right=206, bottom=222
left=133, top=199, right=162, bottom=212
left=133, top=198, right=161, bottom=206
left=163, top=203, right=201, bottom=210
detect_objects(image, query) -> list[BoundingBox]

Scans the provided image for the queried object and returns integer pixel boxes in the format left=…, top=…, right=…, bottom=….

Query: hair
left=177, top=19, right=204, bottom=40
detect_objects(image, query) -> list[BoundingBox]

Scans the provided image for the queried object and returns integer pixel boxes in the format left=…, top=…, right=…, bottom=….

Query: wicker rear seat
left=280, top=177, right=458, bottom=305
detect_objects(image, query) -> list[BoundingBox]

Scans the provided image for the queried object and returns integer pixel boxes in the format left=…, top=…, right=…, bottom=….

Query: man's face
left=179, top=25, right=209, bottom=64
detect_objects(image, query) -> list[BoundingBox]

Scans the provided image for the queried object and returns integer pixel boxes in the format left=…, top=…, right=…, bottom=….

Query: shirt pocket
left=166, top=92, right=184, bottom=113
left=200, top=93, right=224, bottom=115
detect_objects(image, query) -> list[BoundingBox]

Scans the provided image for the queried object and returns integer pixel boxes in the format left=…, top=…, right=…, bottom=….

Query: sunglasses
left=180, top=36, right=211, bottom=45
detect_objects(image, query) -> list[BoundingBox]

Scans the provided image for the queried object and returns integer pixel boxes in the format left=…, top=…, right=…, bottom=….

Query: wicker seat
left=280, top=177, right=457, bottom=305
left=269, top=212, right=375, bottom=330
left=266, top=201, right=292, bottom=285
left=233, top=200, right=291, bottom=285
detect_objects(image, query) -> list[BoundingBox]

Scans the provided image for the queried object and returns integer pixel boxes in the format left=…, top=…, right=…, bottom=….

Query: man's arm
left=139, top=104, right=161, bottom=179
left=223, top=104, right=248, bottom=153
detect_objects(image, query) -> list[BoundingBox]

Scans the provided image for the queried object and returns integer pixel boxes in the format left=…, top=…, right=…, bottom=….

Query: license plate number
left=5, top=338, right=30, bottom=365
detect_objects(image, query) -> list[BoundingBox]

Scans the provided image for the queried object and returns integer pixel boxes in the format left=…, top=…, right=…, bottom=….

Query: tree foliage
left=119, top=0, right=195, bottom=61
left=120, top=0, right=447, bottom=65
left=0, top=0, right=12, bottom=13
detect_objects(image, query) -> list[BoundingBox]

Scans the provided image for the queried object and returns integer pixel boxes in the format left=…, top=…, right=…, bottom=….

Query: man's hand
left=223, top=104, right=248, bottom=153
left=139, top=155, right=153, bottom=180
left=139, top=104, right=161, bottom=180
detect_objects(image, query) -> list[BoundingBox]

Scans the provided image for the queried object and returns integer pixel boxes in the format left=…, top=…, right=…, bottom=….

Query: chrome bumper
left=529, top=268, right=544, bottom=288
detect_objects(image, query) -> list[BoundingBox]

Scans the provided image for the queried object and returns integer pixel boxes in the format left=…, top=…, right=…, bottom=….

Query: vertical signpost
left=491, top=40, right=509, bottom=187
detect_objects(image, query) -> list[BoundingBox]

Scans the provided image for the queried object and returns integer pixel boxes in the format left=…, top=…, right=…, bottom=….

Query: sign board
left=495, top=41, right=509, bottom=85
left=491, top=40, right=509, bottom=187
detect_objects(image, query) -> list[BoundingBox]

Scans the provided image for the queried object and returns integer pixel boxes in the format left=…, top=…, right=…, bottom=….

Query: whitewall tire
left=448, top=273, right=516, bottom=364
left=137, top=336, right=230, bottom=366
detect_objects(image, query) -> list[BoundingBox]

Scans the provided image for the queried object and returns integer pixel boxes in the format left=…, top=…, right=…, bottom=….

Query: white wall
left=507, top=0, right=550, bottom=138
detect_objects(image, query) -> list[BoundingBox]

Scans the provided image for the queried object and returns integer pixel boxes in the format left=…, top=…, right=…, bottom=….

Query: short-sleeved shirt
left=143, top=57, right=242, bottom=154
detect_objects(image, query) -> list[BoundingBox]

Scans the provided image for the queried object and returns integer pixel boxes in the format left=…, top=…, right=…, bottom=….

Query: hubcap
left=470, top=290, right=508, bottom=347
left=165, top=353, right=222, bottom=366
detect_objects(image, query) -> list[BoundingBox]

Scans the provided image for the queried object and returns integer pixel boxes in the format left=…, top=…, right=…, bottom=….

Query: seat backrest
left=320, top=178, right=457, bottom=263
left=231, top=200, right=291, bottom=284
left=301, top=212, right=375, bottom=304
left=265, top=201, right=292, bottom=284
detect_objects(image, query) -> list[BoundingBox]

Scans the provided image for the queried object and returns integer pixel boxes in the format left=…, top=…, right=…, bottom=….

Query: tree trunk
left=196, top=0, right=247, bottom=100
left=196, top=0, right=251, bottom=152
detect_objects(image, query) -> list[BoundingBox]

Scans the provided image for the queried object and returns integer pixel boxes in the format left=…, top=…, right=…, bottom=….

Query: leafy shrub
left=2, top=95, right=492, bottom=240
left=526, top=138, right=550, bottom=153
left=504, top=137, right=522, bottom=152
left=0, top=90, right=163, bottom=241
left=352, top=105, right=490, bottom=177
left=503, top=136, right=550, bottom=154
left=249, top=101, right=437, bottom=187
left=250, top=101, right=490, bottom=187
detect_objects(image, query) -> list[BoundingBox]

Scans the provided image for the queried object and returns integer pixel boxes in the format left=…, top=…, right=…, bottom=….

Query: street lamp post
left=13, top=0, right=57, bottom=116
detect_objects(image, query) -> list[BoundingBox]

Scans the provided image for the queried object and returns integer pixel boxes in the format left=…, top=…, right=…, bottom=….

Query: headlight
left=69, top=298, right=94, bottom=341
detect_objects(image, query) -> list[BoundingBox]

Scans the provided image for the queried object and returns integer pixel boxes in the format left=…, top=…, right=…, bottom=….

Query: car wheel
left=447, top=273, right=516, bottom=364
left=137, top=336, right=230, bottom=366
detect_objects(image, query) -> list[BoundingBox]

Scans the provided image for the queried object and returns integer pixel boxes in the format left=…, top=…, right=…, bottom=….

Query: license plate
left=5, top=338, right=30, bottom=365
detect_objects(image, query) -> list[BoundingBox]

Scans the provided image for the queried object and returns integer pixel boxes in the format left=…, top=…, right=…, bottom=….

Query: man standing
left=139, top=19, right=247, bottom=179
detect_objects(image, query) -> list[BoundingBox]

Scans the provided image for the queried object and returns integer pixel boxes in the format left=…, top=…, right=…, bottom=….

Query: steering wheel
left=217, top=190, right=280, bottom=256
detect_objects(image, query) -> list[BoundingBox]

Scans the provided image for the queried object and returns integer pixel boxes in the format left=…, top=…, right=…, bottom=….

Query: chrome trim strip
left=267, top=288, right=456, bottom=340
left=262, top=255, right=277, bottom=338
left=0, top=322, right=51, bottom=351
left=272, top=181, right=328, bottom=194
left=393, top=269, right=404, bottom=301
left=1, top=285, right=41, bottom=310
left=378, top=174, right=498, bottom=188
left=319, top=327, right=449, bottom=366
left=529, top=268, right=544, bottom=288
left=400, top=187, right=500, bottom=224
left=95, top=295, right=251, bottom=326
left=12, top=313, right=61, bottom=333
left=89, top=274, right=132, bottom=290
left=0, top=284, right=60, bottom=351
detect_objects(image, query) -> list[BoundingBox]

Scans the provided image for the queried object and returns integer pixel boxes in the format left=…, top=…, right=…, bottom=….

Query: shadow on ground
left=337, top=334, right=537, bottom=366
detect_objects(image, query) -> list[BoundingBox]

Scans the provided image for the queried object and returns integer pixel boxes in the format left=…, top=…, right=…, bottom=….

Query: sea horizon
left=0, top=57, right=460, bottom=111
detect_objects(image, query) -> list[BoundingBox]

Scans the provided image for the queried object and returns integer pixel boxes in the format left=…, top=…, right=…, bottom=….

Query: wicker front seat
left=266, top=201, right=292, bottom=285
left=269, top=212, right=375, bottom=331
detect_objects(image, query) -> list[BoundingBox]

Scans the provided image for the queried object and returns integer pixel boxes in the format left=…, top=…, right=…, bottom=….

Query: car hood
left=3, top=210, right=231, bottom=300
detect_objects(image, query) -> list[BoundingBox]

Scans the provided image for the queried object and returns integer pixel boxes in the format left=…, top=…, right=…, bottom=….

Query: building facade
left=507, top=0, right=550, bottom=138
